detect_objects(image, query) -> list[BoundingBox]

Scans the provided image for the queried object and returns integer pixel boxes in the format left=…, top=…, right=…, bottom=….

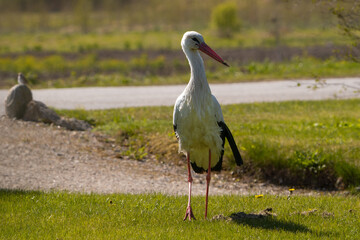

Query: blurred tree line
left=0, top=0, right=336, bottom=33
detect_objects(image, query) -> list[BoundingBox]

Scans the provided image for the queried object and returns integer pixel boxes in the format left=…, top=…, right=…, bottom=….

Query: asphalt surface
left=1, top=78, right=360, bottom=115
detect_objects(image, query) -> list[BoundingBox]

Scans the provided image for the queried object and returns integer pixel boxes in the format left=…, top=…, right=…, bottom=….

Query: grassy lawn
left=57, top=99, right=360, bottom=189
left=0, top=189, right=359, bottom=239
left=0, top=28, right=347, bottom=54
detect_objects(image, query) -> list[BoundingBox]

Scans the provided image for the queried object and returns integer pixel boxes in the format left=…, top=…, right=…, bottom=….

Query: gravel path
left=0, top=78, right=359, bottom=115
left=0, top=116, right=339, bottom=196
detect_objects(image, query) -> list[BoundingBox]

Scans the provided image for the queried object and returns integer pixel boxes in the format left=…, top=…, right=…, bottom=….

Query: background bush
left=211, top=2, right=241, bottom=38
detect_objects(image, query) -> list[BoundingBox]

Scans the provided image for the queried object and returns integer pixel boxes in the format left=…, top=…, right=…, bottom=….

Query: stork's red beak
left=199, top=42, right=229, bottom=67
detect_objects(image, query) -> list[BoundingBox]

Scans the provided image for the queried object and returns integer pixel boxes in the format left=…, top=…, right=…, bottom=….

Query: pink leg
left=205, top=149, right=211, bottom=219
left=184, top=152, right=196, bottom=221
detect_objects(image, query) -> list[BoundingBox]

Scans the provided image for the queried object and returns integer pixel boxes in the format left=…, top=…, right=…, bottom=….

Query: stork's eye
left=192, top=37, right=200, bottom=44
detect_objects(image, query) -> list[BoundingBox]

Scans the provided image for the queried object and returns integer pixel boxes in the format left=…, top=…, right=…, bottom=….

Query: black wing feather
left=218, top=121, right=243, bottom=166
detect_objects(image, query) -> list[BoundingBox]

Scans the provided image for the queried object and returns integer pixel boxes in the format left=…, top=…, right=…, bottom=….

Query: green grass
left=0, top=28, right=347, bottom=54
left=0, top=190, right=359, bottom=239
left=2, top=55, right=360, bottom=89
left=208, top=57, right=360, bottom=83
left=57, top=99, right=360, bottom=188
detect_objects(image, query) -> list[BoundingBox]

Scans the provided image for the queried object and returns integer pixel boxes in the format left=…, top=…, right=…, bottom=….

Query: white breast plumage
left=175, top=91, right=223, bottom=170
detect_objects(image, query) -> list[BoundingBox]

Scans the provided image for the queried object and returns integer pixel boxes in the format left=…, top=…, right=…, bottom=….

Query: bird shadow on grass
left=214, top=209, right=334, bottom=237
left=0, top=188, right=42, bottom=196
left=231, top=214, right=309, bottom=233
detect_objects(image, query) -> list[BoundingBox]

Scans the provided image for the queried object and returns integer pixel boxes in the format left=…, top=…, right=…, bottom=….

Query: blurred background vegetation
left=0, top=0, right=358, bottom=88
left=0, top=0, right=337, bottom=33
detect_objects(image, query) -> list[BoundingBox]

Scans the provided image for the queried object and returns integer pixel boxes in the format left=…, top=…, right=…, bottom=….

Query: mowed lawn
left=0, top=190, right=359, bottom=239
left=2, top=98, right=360, bottom=239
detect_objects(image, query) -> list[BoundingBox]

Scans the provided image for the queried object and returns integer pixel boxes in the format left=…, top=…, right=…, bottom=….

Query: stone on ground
left=5, top=84, right=33, bottom=119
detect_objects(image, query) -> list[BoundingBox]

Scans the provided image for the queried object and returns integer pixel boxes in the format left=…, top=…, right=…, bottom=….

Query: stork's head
left=181, top=31, right=229, bottom=67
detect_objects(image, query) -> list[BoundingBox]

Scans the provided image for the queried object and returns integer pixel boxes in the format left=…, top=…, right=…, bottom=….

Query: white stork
left=173, top=31, right=243, bottom=220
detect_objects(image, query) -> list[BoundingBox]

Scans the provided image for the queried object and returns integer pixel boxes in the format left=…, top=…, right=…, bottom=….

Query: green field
left=2, top=50, right=360, bottom=89
left=0, top=3, right=358, bottom=89
left=0, top=27, right=347, bottom=54
left=1, top=190, right=359, bottom=239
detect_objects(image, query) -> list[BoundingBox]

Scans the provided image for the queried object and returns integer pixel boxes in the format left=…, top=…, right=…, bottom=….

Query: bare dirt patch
left=0, top=116, right=345, bottom=196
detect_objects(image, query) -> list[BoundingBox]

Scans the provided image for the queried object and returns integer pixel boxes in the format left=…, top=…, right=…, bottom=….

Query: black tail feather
left=218, top=121, right=243, bottom=166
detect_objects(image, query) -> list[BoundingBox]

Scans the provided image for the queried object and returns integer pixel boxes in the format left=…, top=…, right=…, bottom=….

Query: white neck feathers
left=183, top=48, right=211, bottom=95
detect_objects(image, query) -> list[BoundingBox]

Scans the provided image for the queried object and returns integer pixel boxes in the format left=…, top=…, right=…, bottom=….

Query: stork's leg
left=205, top=149, right=211, bottom=219
left=184, top=152, right=196, bottom=221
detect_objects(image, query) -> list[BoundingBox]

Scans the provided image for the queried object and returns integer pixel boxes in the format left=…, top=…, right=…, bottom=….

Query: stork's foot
left=183, top=206, right=196, bottom=221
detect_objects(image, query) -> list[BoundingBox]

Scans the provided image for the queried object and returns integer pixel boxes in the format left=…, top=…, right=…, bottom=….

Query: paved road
left=1, top=78, right=359, bottom=115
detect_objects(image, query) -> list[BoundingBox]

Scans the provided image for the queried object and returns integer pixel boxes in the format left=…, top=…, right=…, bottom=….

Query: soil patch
left=0, top=116, right=345, bottom=196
